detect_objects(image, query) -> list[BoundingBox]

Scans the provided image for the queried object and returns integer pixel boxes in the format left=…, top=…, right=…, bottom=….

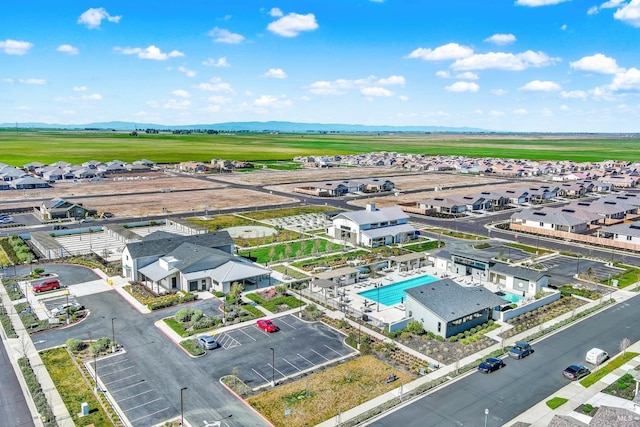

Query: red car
left=33, top=279, right=61, bottom=293
left=256, top=319, right=278, bottom=333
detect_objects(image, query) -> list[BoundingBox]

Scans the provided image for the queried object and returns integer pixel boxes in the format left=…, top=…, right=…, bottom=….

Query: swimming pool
left=496, top=290, right=522, bottom=304
left=358, top=275, right=439, bottom=306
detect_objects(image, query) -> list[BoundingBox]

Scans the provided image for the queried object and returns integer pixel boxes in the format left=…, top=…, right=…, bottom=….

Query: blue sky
left=2, top=0, right=640, bottom=132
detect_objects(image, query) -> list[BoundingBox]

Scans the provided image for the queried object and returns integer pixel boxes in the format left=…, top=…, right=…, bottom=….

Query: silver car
left=197, top=335, right=218, bottom=350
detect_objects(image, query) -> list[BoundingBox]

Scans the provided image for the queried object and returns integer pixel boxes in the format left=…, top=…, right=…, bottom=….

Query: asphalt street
left=0, top=334, right=36, bottom=427
left=367, top=292, right=640, bottom=427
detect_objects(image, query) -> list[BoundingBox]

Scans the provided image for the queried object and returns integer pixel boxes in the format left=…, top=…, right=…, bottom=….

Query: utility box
left=81, top=402, right=89, bottom=417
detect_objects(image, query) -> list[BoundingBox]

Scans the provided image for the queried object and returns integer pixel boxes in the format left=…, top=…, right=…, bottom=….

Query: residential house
left=39, top=198, right=91, bottom=220
left=404, top=279, right=507, bottom=338
left=327, top=203, right=417, bottom=247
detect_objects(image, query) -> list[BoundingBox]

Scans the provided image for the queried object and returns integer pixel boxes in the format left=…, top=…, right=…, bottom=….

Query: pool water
left=496, top=291, right=522, bottom=303
left=358, top=275, right=439, bottom=306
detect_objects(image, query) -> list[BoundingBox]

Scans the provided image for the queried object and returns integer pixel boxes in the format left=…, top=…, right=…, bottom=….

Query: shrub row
left=148, top=292, right=197, bottom=310
left=17, top=357, right=56, bottom=426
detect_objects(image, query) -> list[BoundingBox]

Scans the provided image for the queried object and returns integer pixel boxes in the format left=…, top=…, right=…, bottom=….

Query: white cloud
left=377, top=75, right=405, bottom=86
left=614, top=0, right=640, bottom=27
left=516, top=0, right=570, bottom=6
left=398, top=95, right=409, bottom=101
left=197, top=78, right=234, bottom=93
left=114, top=45, right=184, bottom=60
left=172, top=89, right=190, bottom=98
left=561, top=24, right=568, bottom=30
left=207, top=27, right=245, bottom=44
left=561, top=90, right=588, bottom=99
left=609, top=67, right=640, bottom=91
left=0, top=39, right=33, bottom=55
left=570, top=53, right=622, bottom=74
left=72, top=86, right=87, bottom=92
left=451, top=50, right=557, bottom=71
left=267, top=12, right=319, bottom=37
left=2, top=78, right=15, bottom=83
left=513, top=108, right=528, bottom=115
left=203, top=57, right=230, bottom=67
left=406, top=43, right=473, bottom=61
left=484, top=33, right=516, bottom=45
left=77, top=7, right=121, bottom=29
left=492, top=88, right=508, bottom=95
left=445, top=81, right=480, bottom=92
left=82, top=94, right=102, bottom=101
left=164, top=99, right=191, bottom=110
left=589, top=0, right=626, bottom=14
left=269, top=8, right=283, bottom=17
left=253, top=95, right=292, bottom=108
left=207, top=95, right=232, bottom=104
left=436, top=71, right=450, bottom=78
left=560, top=104, right=570, bottom=111
left=57, top=44, right=79, bottom=55
left=361, top=87, right=393, bottom=97
left=19, top=78, right=46, bottom=85
left=519, top=80, right=561, bottom=91
left=489, top=110, right=505, bottom=116
left=455, top=72, right=479, bottom=80
left=55, top=93, right=102, bottom=102
left=262, top=68, right=287, bottom=79
left=178, top=66, right=196, bottom=77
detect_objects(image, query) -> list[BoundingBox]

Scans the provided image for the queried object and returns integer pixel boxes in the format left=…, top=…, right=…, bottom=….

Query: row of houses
left=294, top=152, right=640, bottom=188
left=294, top=178, right=395, bottom=197
left=401, top=180, right=615, bottom=216
left=27, top=159, right=156, bottom=181
left=176, top=159, right=254, bottom=174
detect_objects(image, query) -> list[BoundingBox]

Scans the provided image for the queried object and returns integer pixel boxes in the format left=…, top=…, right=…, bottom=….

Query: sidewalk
left=316, top=288, right=638, bottom=427
left=0, top=283, right=73, bottom=427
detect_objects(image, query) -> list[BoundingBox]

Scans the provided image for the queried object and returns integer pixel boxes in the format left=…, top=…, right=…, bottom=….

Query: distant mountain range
left=0, top=120, right=489, bottom=133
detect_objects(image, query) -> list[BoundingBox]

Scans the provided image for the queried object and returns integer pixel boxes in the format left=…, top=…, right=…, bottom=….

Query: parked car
left=256, top=319, right=278, bottom=333
left=478, top=357, right=506, bottom=373
left=53, top=225, right=68, bottom=230
left=509, top=342, right=534, bottom=359
left=585, top=348, right=608, bottom=365
left=562, top=364, right=591, bottom=380
left=33, top=279, right=61, bottom=293
left=51, top=302, right=84, bottom=317
left=197, top=335, right=218, bottom=350
left=0, top=217, right=14, bottom=224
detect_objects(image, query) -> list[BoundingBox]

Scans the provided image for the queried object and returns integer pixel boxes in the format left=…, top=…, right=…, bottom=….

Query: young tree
left=620, top=337, right=630, bottom=356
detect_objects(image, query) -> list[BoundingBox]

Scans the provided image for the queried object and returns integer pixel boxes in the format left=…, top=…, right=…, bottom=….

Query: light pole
left=484, top=408, right=489, bottom=427
left=111, top=318, right=117, bottom=352
left=270, top=347, right=275, bottom=387
left=357, top=316, right=362, bottom=350
left=180, top=387, right=188, bottom=426
left=94, top=349, right=99, bottom=393
left=377, top=285, right=380, bottom=312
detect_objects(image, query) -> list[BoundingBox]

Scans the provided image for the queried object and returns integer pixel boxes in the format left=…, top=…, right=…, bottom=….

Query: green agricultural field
left=1, top=130, right=640, bottom=166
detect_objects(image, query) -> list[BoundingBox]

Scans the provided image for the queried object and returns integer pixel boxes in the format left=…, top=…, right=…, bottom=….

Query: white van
left=586, top=348, right=608, bottom=365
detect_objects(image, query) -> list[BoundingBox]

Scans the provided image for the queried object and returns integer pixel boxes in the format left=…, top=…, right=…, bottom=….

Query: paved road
left=0, top=336, right=36, bottom=427
left=367, top=293, right=640, bottom=427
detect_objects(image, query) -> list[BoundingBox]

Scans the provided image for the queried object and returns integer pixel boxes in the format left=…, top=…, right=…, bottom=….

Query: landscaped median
left=579, top=351, right=639, bottom=388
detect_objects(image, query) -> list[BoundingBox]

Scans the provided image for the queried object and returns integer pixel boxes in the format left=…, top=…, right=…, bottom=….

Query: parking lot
left=534, top=255, right=624, bottom=286
left=89, top=353, right=175, bottom=426
left=210, top=314, right=355, bottom=389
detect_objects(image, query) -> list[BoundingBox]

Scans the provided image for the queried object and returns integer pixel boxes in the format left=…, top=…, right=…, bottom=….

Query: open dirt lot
left=0, top=168, right=536, bottom=217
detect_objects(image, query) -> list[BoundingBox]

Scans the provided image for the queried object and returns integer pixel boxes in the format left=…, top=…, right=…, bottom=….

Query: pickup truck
left=509, top=342, right=534, bottom=359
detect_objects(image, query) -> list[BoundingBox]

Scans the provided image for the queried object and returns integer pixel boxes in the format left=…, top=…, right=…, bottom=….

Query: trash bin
left=361, top=314, right=369, bottom=322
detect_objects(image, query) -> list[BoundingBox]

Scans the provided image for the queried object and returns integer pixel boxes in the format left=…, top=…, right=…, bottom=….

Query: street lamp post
left=484, top=408, right=489, bottom=427
left=377, top=285, right=380, bottom=312
left=111, top=318, right=117, bottom=352
left=357, top=316, right=362, bottom=351
left=270, top=347, right=275, bottom=387
left=94, top=350, right=99, bottom=393
left=180, top=387, right=188, bottom=426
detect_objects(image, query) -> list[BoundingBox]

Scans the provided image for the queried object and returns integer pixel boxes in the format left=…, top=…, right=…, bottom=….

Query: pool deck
left=308, top=266, right=515, bottom=327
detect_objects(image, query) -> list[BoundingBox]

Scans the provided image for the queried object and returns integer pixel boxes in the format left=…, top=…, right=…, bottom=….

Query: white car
left=586, top=348, right=608, bottom=365
left=51, top=302, right=84, bottom=317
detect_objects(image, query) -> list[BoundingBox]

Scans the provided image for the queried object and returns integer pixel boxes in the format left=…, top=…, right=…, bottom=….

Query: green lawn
left=2, top=130, right=640, bottom=165
left=546, top=397, right=569, bottom=409
left=580, top=352, right=639, bottom=387
left=239, top=239, right=332, bottom=264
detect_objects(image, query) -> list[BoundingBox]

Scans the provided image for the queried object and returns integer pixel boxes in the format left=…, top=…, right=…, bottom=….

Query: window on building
left=437, top=322, right=441, bottom=332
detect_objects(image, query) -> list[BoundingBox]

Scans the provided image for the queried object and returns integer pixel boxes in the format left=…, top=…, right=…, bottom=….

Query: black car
left=509, top=342, right=534, bottom=359
left=562, top=364, right=591, bottom=380
left=478, top=357, right=506, bottom=373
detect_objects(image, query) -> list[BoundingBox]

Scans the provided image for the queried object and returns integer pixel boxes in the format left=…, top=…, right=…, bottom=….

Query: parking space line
left=323, top=344, right=344, bottom=357
left=296, top=353, right=314, bottom=366
left=310, top=349, right=329, bottom=361
left=117, top=389, right=155, bottom=402
left=129, top=406, right=172, bottom=423
left=123, top=397, right=163, bottom=412
left=110, top=379, right=146, bottom=393
left=217, top=333, right=241, bottom=349
left=98, top=358, right=129, bottom=368
left=104, top=372, right=142, bottom=385
left=251, top=368, right=270, bottom=384
left=272, top=365, right=286, bottom=378
left=100, top=366, right=135, bottom=377
left=282, top=358, right=301, bottom=372
left=277, top=317, right=297, bottom=330
left=237, top=328, right=257, bottom=341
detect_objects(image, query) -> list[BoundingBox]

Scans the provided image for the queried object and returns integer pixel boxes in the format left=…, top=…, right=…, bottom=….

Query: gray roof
left=405, top=279, right=507, bottom=322
left=360, top=223, right=416, bottom=239
left=490, top=262, right=548, bottom=282
left=547, top=415, right=589, bottom=427
left=604, top=222, right=640, bottom=237
left=166, top=242, right=234, bottom=273
left=337, top=205, right=408, bottom=226
left=590, top=406, right=640, bottom=427
left=512, top=208, right=586, bottom=227
left=126, top=231, right=233, bottom=259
